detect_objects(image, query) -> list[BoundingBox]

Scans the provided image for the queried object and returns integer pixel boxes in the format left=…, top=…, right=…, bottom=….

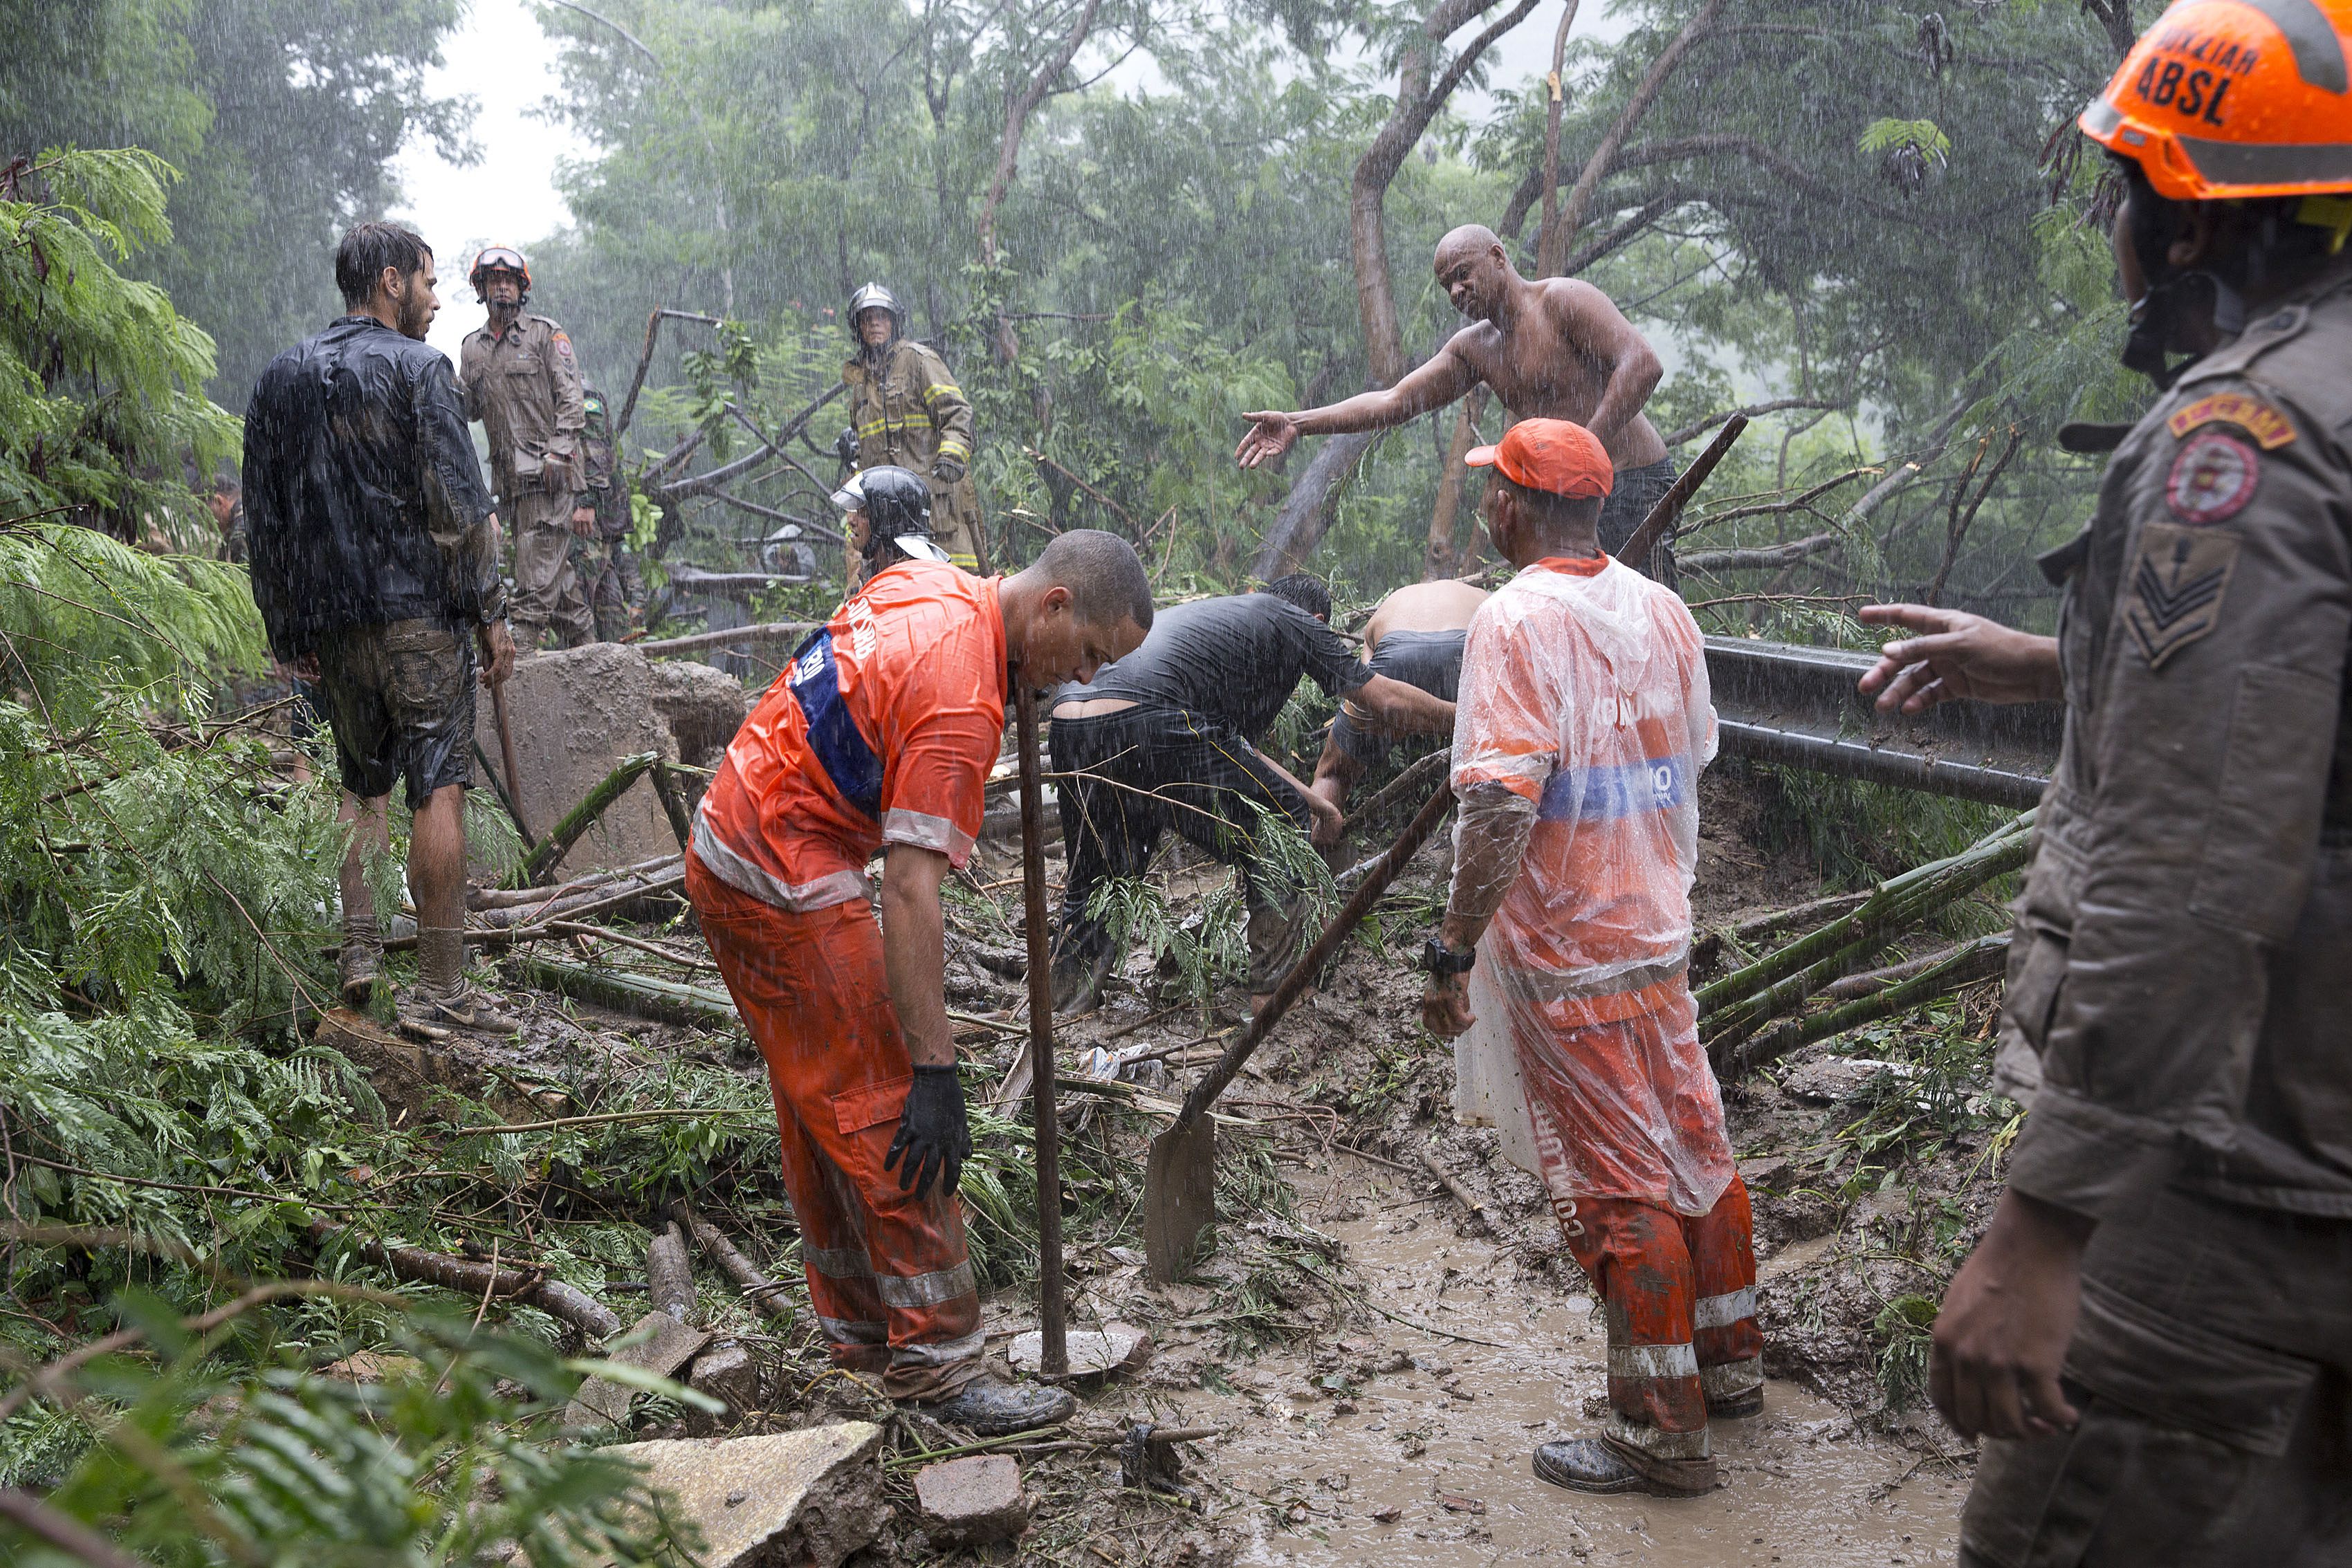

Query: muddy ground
left=438, top=763, right=2007, bottom=1566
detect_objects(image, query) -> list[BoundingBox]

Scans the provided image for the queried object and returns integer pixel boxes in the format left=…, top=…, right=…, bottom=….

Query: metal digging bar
left=1144, top=777, right=1458, bottom=1284
left=1013, top=679, right=1067, bottom=1374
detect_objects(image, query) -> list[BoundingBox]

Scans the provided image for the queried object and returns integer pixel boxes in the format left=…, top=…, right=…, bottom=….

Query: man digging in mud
left=1305, top=578, right=1489, bottom=843
left=1419, top=419, right=1760, bottom=1497
left=686, top=528, right=1151, bottom=1434
left=1047, top=575, right=1454, bottom=1013
left=243, top=221, right=520, bottom=1036
left=1235, top=224, right=1681, bottom=580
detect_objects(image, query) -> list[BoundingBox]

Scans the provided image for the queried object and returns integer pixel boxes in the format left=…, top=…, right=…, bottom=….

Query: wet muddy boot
left=338, top=918, right=383, bottom=1009
left=1534, top=1437, right=1716, bottom=1497
left=912, top=1374, right=1077, bottom=1436
left=1049, top=946, right=1112, bottom=1015
left=401, top=928, right=522, bottom=1037
left=1706, top=1384, right=1764, bottom=1419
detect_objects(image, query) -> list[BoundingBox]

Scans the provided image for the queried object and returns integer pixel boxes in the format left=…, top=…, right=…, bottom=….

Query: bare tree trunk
left=976, top=0, right=1104, bottom=373
left=1251, top=431, right=1381, bottom=580
left=1421, top=388, right=1489, bottom=579
left=1534, top=0, right=1583, bottom=278
left=1550, top=0, right=1726, bottom=260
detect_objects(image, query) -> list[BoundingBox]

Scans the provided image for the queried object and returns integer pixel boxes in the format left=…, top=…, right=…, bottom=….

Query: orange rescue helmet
left=2080, top=0, right=2352, bottom=214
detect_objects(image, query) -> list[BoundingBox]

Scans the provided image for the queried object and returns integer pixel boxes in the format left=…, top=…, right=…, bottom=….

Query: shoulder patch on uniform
left=2123, top=521, right=2239, bottom=671
left=2164, top=430, right=2263, bottom=524
left=2166, top=393, right=2295, bottom=449
left=553, top=331, right=573, bottom=357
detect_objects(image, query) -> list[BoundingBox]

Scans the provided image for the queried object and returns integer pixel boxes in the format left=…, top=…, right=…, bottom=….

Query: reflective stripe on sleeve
left=883, top=806, right=975, bottom=862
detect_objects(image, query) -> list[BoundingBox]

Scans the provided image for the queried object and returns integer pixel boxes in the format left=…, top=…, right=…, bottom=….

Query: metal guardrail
left=1705, top=636, right=2063, bottom=809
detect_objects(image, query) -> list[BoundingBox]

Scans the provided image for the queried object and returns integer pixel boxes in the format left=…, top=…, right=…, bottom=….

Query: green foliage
left=1871, top=1291, right=1939, bottom=1410
left=0, top=149, right=241, bottom=548
left=17, top=1303, right=687, bottom=1562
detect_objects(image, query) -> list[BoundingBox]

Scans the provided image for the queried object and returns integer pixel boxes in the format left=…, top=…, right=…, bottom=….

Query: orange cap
left=1465, top=418, right=1614, bottom=499
left=2079, top=0, right=2352, bottom=203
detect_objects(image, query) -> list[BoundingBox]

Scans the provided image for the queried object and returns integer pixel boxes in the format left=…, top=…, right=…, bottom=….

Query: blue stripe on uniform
left=1536, top=755, right=1691, bottom=823
left=788, top=629, right=883, bottom=820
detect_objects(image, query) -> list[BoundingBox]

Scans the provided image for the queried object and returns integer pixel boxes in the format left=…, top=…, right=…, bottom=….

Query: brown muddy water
left=1129, top=1158, right=1965, bottom=1567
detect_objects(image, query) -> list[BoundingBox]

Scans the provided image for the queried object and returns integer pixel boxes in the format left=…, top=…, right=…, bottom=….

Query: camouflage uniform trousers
left=567, top=531, right=642, bottom=644
left=507, top=487, right=595, bottom=650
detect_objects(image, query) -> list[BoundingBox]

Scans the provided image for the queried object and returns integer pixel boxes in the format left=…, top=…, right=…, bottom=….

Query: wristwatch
left=1420, top=935, right=1476, bottom=977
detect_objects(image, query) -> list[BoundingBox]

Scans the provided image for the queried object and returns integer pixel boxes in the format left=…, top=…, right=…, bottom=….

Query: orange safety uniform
left=1453, top=553, right=1761, bottom=1472
left=686, top=559, right=1004, bottom=1399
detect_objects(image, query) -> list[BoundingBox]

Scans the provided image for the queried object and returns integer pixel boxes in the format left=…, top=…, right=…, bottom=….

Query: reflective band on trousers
left=802, top=1242, right=975, bottom=1309
left=1693, top=1286, right=1756, bottom=1331
left=1605, top=1410, right=1710, bottom=1461
left=1609, top=1341, right=1700, bottom=1381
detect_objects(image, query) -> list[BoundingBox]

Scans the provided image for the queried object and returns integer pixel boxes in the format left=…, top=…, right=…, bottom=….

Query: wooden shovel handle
left=1171, top=775, right=1456, bottom=1132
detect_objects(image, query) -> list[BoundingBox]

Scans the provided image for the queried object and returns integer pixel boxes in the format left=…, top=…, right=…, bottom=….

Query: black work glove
left=931, top=457, right=966, bottom=486
left=883, top=1064, right=971, bottom=1199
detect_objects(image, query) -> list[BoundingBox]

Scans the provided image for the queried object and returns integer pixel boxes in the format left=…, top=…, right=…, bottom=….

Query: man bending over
left=1307, top=578, right=1489, bottom=842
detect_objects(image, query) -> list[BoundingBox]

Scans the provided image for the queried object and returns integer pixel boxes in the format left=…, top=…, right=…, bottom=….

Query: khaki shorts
left=314, top=618, right=477, bottom=807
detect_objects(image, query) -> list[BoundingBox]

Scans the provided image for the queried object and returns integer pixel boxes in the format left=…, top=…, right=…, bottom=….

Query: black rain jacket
left=244, top=315, right=504, bottom=661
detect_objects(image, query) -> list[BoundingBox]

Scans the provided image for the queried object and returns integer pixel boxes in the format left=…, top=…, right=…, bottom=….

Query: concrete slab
left=564, top=1311, right=713, bottom=1428
left=1006, top=1322, right=1152, bottom=1381
left=474, top=641, right=744, bottom=875
left=606, top=1423, right=885, bottom=1568
left=914, top=1452, right=1030, bottom=1547
left=683, top=1339, right=762, bottom=1438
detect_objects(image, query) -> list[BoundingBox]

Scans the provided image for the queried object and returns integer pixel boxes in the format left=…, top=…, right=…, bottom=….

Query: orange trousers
left=1560, top=1179, right=1763, bottom=1471
left=686, top=849, right=984, bottom=1399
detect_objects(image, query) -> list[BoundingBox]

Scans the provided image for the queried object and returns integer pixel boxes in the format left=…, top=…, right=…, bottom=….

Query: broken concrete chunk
left=645, top=656, right=749, bottom=767
left=564, top=1311, right=713, bottom=1428
left=1006, top=1322, right=1151, bottom=1381
left=683, top=1338, right=763, bottom=1438
left=473, top=641, right=714, bottom=875
left=914, top=1452, right=1031, bottom=1547
left=1779, top=1055, right=1913, bottom=1105
left=604, top=1423, right=884, bottom=1568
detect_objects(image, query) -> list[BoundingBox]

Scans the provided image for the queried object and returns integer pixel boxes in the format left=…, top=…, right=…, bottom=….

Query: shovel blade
left=1143, top=1116, right=1218, bottom=1284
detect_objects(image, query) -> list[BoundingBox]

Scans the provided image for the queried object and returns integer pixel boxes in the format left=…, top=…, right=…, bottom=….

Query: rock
left=475, top=641, right=719, bottom=875
left=913, top=1453, right=1031, bottom=1547
left=604, top=1423, right=884, bottom=1568
left=1778, top=1055, right=1913, bottom=1105
left=645, top=656, right=749, bottom=767
left=1005, top=1322, right=1151, bottom=1381
left=683, top=1338, right=763, bottom=1438
left=564, top=1311, right=713, bottom=1428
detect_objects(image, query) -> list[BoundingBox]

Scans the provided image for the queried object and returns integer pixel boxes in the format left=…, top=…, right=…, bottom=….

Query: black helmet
left=834, top=465, right=946, bottom=569
left=847, top=281, right=904, bottom=346
left=469, top=243, right=531, bottom=304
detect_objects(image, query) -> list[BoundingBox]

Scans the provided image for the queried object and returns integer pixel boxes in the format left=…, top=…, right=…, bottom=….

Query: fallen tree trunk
left=1680, top=532, right=1841, bottom=575
left=633, top=619, right=820, bottom=659
left=1714, top=932, right=2010, bottom=1076
left=674, top=1201, right=796, bottom=1322
left=1697, top=811, right=2032, bottom=1054
left=309, top=1220, right=623, bottom=1340
left=506, top=954, right=737, bottom=1027
left=646, top=1220, right=695, bottom=1324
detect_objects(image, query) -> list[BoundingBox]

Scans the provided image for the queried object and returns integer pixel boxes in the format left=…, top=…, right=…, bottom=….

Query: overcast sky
left=387, top=0, right=1626, bottom=364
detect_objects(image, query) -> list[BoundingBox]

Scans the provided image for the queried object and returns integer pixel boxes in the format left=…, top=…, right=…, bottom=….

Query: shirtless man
left=1236, top=224, right=1679, bottom=578
left=1306, top=578, right=1488, bottom=844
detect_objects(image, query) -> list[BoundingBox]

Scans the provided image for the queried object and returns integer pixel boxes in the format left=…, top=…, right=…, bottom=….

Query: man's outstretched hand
left=1856, top=605, right=2062, bottom=714
left=1929, top=1188, right=2093, bottom=1441
left=1235, top=411, right=1302, bottom=469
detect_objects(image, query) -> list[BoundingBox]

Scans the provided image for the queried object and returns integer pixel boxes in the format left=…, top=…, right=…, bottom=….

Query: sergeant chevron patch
left=2124, top=521, right=2240, bottom=670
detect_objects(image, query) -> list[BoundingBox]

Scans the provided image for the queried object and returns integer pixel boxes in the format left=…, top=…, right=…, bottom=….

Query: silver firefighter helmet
left=847, top=281, right=906, bottom=346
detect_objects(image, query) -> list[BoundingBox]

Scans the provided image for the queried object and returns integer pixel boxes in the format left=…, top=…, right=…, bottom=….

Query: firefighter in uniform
left=683, top=523, right=1153, bottom=1432
left=572, top=385, right=642, bottom=642
left=1855, top=3, right=2352, bottom=1558
left=840, top=282, right=985, bottom=575
left=460, top=245, right=594, bottom=650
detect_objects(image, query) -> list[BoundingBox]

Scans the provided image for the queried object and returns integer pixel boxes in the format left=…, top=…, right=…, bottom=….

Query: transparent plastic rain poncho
left=1447, top=556, right=1736, bottom=1216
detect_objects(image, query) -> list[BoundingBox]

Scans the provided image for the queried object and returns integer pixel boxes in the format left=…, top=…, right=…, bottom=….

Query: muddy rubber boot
left=912, top=1374, right=1077, bottom=1436
left=1534, top=1438, right=1716, bottom=1497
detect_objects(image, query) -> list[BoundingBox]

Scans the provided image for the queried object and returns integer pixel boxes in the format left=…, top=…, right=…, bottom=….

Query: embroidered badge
left=2164, top=430, right=2261, bottom=524
left=2123, top=522, right=2240, bottom=670
left=554, top=332, right=573, bottom=358
left=2166, top=392, right=2296, bottom=449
